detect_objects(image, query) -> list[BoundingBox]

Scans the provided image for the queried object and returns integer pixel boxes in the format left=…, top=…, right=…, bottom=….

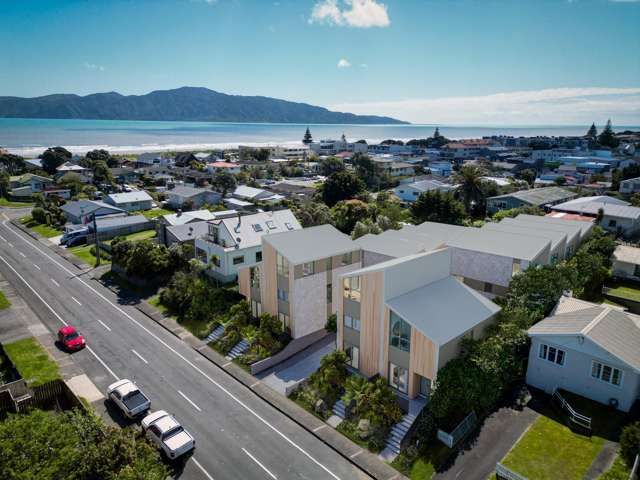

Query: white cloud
left=310, top=0, right=390, bottom=28
left=329, top=87, right=640, bottom=125
left=83, top=62, right=105, bottom=72
left=359, top=63, right=368, bottom=68
left=337, top=58, right=351, bottom=68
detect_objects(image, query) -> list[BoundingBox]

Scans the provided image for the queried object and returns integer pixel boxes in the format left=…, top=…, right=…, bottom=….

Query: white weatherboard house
left=104, top=191, right=153, bottom=212
left=194, top=209, right=301, bottom=282
left=526, top=296, right=640, bottom=412
left=612, top=245, right=640, bottom=281
left=393, top=179, right=455, bottom=203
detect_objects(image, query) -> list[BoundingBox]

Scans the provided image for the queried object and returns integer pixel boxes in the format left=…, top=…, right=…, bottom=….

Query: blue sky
left=1, top=0, right=639, bottom=124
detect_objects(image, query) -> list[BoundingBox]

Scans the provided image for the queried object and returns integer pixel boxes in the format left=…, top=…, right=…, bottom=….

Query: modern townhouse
left=481, top=222, right=567, bottom=264
left=195, top=209, right=301, bottom=283
left=238, top=224, right=361, bottom=340
left=526, top=296, right=640, bottom=412
left=516, top=213, right=594, bottom=243
left=336, top=248, right=500, bottom=401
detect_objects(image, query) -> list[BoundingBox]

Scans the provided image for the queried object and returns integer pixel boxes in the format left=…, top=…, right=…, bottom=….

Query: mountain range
left=0, top=87, right=406, bottom=124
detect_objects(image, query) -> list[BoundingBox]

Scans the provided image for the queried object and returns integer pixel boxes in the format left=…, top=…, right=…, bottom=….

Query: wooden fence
left=0, top=379, right=82, bottom=414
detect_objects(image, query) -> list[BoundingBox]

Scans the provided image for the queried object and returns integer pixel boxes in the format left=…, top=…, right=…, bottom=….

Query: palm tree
left=453, top=164, right=487, bottom=214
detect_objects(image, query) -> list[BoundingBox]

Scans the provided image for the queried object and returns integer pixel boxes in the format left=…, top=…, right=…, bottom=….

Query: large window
left=538, top=343, right=565, bottom=366
left=341, top=251, right=353, bottom=266
left=343, top=276, right=361, bottom=301
left=278, top=312, right=291, bottom=332
left=389, top=363, right=408, bottom=394
left=251, top=300, right=262, bottom=317
left=250, top=266, right=260, bottom=288
left=277, top=288, right=288, bottom=302
left=196, top=247, right=207, bottom=263
left=389, top=311, right=411, bottom=352
left=255, top=251, right=262, bottom=262
left=276, top=253, right=289, bottom=277
left=591, top=361, right=622, bottom=386
left=345, top=344, right=359, bottom=369
left=302, top=261, right=315, bottom=277
left=343, top=314, right=361, bottom=332
left=512, top=259, right=521, bottom=277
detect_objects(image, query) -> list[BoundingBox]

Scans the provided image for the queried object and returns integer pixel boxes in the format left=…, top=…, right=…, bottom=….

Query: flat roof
left=263, top=224, right=355, bottom=264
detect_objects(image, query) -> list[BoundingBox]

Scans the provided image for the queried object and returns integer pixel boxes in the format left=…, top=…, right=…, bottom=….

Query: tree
left=452, top=164, right=487, bottom=215
left=410, top=190, right=466, bottom=225
left=57, top=172, right=84, bottom=196
left=302, top=127, right=313, bottom=145
left=0, top=170, right=9, bottom=198
left=619, top=421, right=640, bottom=468
left=352, top=219, right=383, bottom=239
left=554, top=176, right=567, bottom=186
left=40, top=146, right=71, bottom=174
left=518, top=168, right=536, bottom=187
left=319, top=156, right=345, bottom=177
left=0, top=408, right=168, bottom=480
left=92, top=160, right=113, bottom=185
left=598, top=119, right=619, bottom=148
left=331, top=199, right=373, bottom=234
left=211, top=170, right=237, bottom=197
left=492, top=205, right=543, bottom=222
left=586, top=123, right=598, bottom=140
left=0, top=152, right=26, bottom=175
left=630, top=193, right=640, bottom=207
left=320, top=171, right=365, bottom=207
left=292, top=201, right=332, bottom=227
left=351, top=153, right=382, bottom=190
left=86, top=148, right=118, bottom=168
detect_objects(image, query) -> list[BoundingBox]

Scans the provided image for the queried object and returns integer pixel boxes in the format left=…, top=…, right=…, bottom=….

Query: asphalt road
left=0, top=210, right=370, bottom=480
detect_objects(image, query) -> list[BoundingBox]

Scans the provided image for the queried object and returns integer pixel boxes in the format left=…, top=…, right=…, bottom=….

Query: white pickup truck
left=107, top=379, right=151, bottom=419
left=141, top=410, right=195, bottom=460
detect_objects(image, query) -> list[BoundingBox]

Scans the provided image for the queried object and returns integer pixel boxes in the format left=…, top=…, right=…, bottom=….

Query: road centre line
left=97, top=319, right=111, bottom=331
left=131, top=349, right=148, bottom=364
left=178, top=390, right=202, bottom=412
left=51, top=278, right=60, bottom=287
left=71, top=296, right=82, bottom=306
left=242, top=448, right=277, bottom=480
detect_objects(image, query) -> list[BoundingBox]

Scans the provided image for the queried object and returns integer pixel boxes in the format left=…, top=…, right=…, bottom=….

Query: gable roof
left=168, top=186, right=211, bottom=199
left=529, top=299, right=640, bottom=372
left=482, top=222, right=566, bottom=252
left=60, top=200, right=124, bottom=217
left=263, top=224, right=353, bottom=264
left=386, top=276, right=501, bottom=345
left=161, top=209, right=234, bottom=226
left=552, top=199, right=640, bottom=220
left=166, top=221, right=209, bottom=242
left=10, top=173, right=53, bottom=184
left=355, top=228, right=445, bottom=259
left=400, top=179, right=454, bottom=193
left=506, top=214, right=586, bottom=242
left=489, top=186, right=575, bottom=206
left=613, top=245, right=640, bottom=265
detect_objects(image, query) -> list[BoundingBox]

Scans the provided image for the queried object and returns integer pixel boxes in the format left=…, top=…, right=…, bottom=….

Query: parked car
left=107, top=379, right=151, bottom=419
left=60, top=227, right=88, bottom=247
left=141, top=410, right=195, bottom=459
left=57, top=326, right=86, bottom=351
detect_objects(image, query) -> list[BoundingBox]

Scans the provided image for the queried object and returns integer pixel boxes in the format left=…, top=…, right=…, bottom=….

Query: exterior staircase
left=332, top=399, right=346, bottom=419
left=226, top=339, right=250, bottom=360
left=384, top=412, right=417, bottom=455
left=205, top=325, right=225, bottom=343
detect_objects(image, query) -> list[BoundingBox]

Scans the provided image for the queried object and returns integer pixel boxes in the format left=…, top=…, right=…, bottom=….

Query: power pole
left=93, top=213, right=100, bottom=267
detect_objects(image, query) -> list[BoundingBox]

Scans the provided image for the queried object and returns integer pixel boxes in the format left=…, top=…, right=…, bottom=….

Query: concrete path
left=584, top=440, right=618, bottom=480
left=434, top=406, right=539, bottom=480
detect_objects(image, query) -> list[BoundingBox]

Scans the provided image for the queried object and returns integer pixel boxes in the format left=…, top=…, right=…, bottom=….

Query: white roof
left=399, top=179, right=454, bottom=193
left=216, top=209, right=301, bottom=251
left=552, top=200, right=640, bottom=220
left=613, top=245, right=640, bottom=265
left=554, top=195, right=629, bottom=207
left=263, top=224, right=354, bottom=264
left=107, top=191, right=153, bottom=204
left=482, top=222, right=566, bottom=252
left=162, top=209, right=219, bottom=226
left=386, top=276, right=501, bottom=345
left=355, top=229, right=445, bottom=259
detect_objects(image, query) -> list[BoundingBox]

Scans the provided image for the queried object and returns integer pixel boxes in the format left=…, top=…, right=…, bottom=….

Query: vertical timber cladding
left=359, top=270, right=384, bottom=378
left=262, top=242, right=278, bottom=316
left=238, top=266, right=251, bottom=298
left=408, top=327, right=438, bottom=398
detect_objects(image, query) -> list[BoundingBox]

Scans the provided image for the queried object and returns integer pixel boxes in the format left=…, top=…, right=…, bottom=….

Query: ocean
left=1, top=118, right=637, bottom=158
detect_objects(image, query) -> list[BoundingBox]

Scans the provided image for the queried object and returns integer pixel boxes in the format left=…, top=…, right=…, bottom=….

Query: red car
left=57, top=326, right=86, bottom=351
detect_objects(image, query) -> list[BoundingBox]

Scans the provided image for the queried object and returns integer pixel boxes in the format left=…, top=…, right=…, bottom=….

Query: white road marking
left=0, top=235, right=6, bottom=242
left=50, top=278, right=60, bottom=287
left=33, top=263, right=40, bottom=270
left=131, top=349, right=148, bottom=364
left=250, top=381, right=259, bottom=388
left=97, top=319, right=111, bottom=331
left=7, top=242, right=12, bottom=247
left=0, top=253, right=119, bottom=381
left=312, top=425, right=326, bottom=432
left=192, top=458, right=215, bottom=480
left=18, top=251, right=26, bottom=257
left=242, top=448, right=277, bottom=479
left=349, top=450, right=362, bottom=459
left=0, top=220, right=342, bottom=480
left=178, top=390, right=202, bottom=412
left=71, top=296, right=82, bottom=306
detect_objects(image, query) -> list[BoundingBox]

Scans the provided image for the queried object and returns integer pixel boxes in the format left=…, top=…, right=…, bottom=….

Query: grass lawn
left=604, top=280, right=640, bottom=303
left=599, top=454, right=632, bottom=480
left=20, top=215, right=63, bottom=238
left=105, top=229, right=156, bottom=244
left=391, top=440, right=449, bottom=480
left=68, top=244, right=109, bottom=267
left=3, top=337, right=61, bottom=387
left=0, top=198, right=35, bottom=208
left=0, top=290, right=11, bottom=310
left=135, top=208, right=173, bottom=220
left=148, top=294, right=214, bottom=338
left=500, top=415, right=605, bottom=480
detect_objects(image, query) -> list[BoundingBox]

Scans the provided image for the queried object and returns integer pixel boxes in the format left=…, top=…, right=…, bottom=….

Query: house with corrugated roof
left=550, top=197, right=640, bottom=237
left=526, top=296, right=640, bottom=412
left=486, top=186, right=577, bottom=214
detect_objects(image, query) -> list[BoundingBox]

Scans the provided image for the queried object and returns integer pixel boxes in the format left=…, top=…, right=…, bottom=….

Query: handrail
left=553, top=389, right=591, bottom=430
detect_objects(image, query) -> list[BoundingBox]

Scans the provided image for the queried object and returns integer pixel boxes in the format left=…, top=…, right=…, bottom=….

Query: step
left=205, top=325, right=226, bottom=343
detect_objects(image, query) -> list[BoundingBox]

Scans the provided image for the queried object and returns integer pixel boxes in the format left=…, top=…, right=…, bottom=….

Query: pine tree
left=302, top=127, right=313, bottom=145
left=433, top=127, right=442, bottom=139
left=598, top=119, right=619, bottom=148
left=586, top=123, right=598, bottom=139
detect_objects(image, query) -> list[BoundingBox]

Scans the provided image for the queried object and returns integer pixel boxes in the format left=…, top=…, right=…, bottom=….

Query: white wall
left=384, top=249, right=451, bottom=300
left=291, top=272, right=326, bottom=339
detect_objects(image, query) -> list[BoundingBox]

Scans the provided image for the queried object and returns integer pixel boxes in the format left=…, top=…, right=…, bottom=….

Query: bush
left=309, top=351, right=349, bottom=405
left=31, top=207, right=47, bottom=224
left=619, top=421, right=640, bottom=468
left=325, top=313, right=337, bottom=333
left=216, top=330, right=241, bottom=354
left=89, top=245, right=111, bottom=261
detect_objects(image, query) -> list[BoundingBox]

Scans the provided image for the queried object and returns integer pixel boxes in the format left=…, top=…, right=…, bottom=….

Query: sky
left=0, top=0, right=639, bottom=125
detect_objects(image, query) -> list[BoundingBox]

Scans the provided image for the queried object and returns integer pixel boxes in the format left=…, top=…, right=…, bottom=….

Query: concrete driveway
left=258, top=334, right=335, bottom=395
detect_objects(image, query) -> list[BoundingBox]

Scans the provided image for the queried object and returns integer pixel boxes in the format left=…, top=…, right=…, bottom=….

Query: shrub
left=309, top=351, right=349, bottom=404
left=217, top=330, right=241, bottom=354
left=31, top=207, right=47, bottom=224
left=325, top=313, right=337, bottom=333
left=355, top=376, right=403, bottom=430
left=620, top=421, right=640, bottom=468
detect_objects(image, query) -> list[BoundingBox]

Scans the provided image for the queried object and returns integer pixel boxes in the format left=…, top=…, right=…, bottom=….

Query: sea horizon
left=1, top=117, right=638, bottom=158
